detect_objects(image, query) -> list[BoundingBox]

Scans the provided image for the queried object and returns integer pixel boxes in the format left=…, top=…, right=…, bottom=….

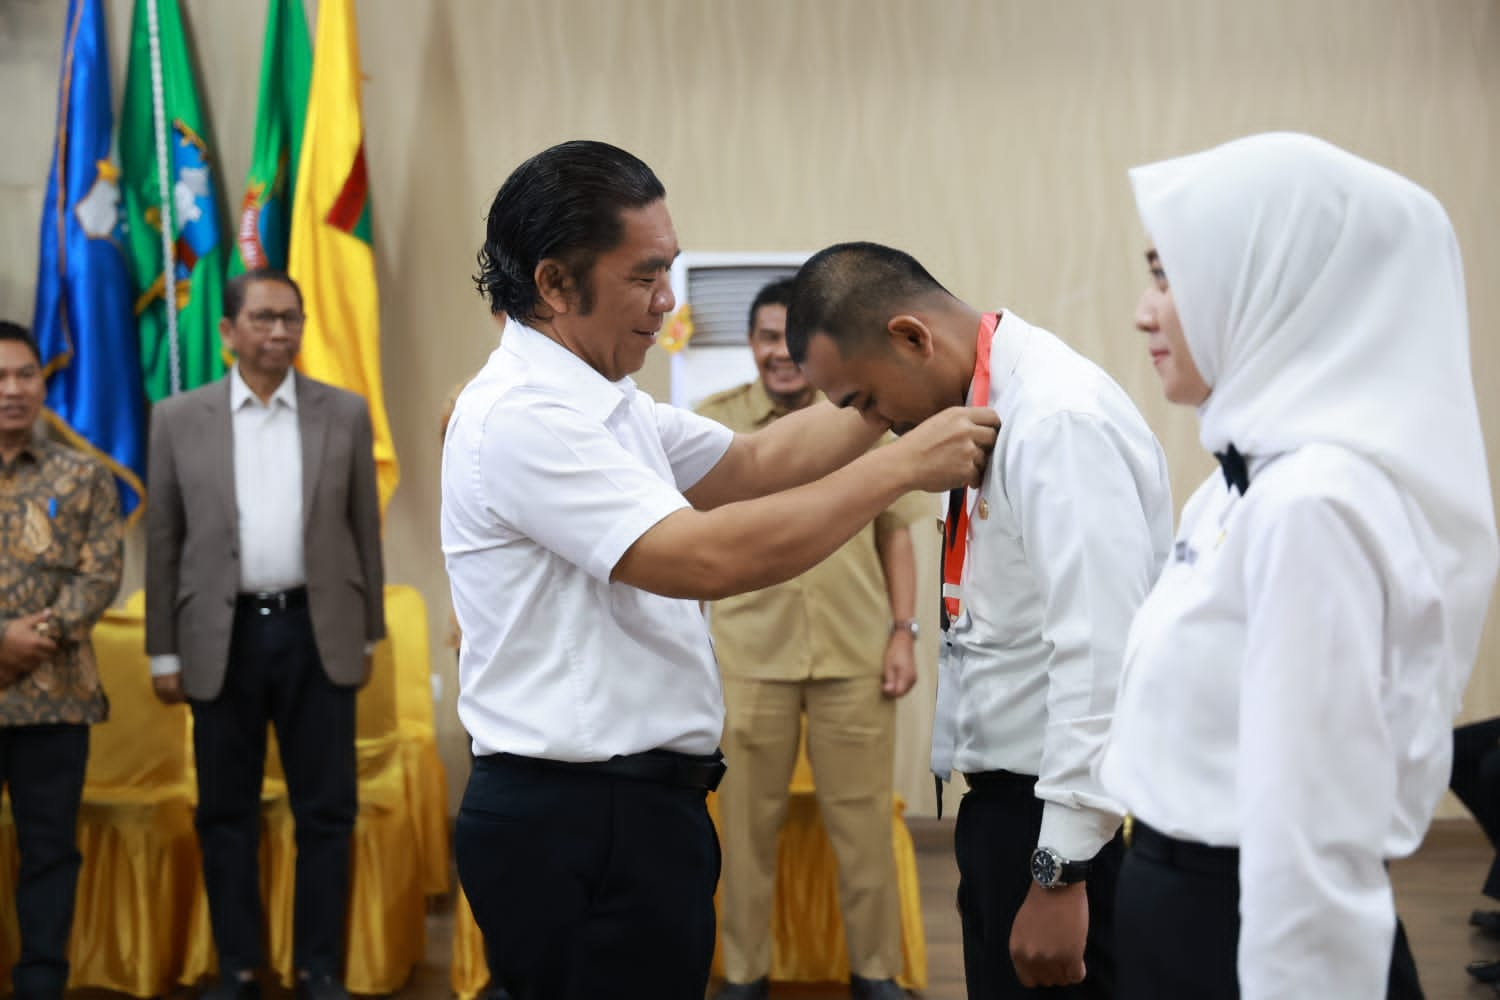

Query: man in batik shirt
left=0, top=319, right=124, bottom=1000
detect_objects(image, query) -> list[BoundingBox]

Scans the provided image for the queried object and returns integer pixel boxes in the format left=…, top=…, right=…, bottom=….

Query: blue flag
left=31, top=0, right=148, bottom=520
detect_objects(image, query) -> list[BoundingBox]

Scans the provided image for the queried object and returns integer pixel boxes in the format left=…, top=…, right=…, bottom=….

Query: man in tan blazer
left=145, top=268, right=384, bottom=1000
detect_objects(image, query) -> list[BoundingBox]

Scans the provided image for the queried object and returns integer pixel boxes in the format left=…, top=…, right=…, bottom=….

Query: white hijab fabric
left=1131, top=132, right=1497, bottom=699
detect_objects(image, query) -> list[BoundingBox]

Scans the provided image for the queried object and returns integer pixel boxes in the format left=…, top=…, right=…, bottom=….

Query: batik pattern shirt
left=0, top=435, right=123, bottom=726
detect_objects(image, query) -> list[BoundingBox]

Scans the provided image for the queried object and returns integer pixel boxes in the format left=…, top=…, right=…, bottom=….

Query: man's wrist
left=1028, top=878, right=1087, bottom=897
left=149, top=654, right=183, bottom=678
left=889, top=618, right=919, bottom=640
left=1030, top=846, right=1094, bottom=888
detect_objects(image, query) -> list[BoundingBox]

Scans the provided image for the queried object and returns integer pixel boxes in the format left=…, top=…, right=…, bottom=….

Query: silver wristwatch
left=1030, top=846, right=1092, bottom=888
left=890, top=619, right=920, bottom=639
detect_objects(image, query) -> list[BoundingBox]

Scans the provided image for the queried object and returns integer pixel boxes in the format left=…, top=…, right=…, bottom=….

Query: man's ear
left=535, top=258, right=575, bottom=317
left=887, top=314, right=935, bottom=360
left=218, top=317, right=235, bottom=355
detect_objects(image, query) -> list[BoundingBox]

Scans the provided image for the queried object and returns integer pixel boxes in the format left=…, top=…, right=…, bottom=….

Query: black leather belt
left=479, top=748, right=727, bottom=792
left=934, top=769, right=1037, bottom=819
left=1130, top=820, right=1239, bottom=877
left=236, top=586, right=309, bottom=615
left=963, top=769, right=1037, bottom=794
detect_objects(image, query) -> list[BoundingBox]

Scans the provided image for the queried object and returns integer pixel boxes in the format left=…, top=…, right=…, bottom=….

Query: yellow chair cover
left=451, top=884, right=490, bottom=998
left=2, top=589, right=436, bottom=996
left=0, top=800, right=19, bottom=975
left=387, top=584, right=451, bottom=897
left=449, top=730, right=929, bottom=997
left=0, top=591, right=205, bottom=997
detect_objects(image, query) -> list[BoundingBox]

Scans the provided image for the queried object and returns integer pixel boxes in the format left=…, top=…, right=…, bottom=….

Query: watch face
left=1031, top=848, right=1060, bottom=887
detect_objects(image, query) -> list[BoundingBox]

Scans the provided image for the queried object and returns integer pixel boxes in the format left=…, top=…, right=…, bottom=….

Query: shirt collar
left=501, top=317, right=635, bottom=422
left=231, top=366, right=298, bottom=412
left=0, top=429, right=46, bottom=472
left=983, top=310, right=1033, bottom=403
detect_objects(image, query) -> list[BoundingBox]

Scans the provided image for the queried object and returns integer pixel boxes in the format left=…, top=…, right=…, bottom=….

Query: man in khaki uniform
left=697, top=279, right=927, bottom=1000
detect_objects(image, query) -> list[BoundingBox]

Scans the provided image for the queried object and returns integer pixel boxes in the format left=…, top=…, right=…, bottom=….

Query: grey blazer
left=145, top=372, right=386, bottom=700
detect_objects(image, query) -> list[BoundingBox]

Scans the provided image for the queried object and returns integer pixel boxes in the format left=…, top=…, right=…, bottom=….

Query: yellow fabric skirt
left=0, top=795, right=203, bottom=997
left=176, top=739, right=428, bottom=992
left=0, top=586, right=441, bottom=997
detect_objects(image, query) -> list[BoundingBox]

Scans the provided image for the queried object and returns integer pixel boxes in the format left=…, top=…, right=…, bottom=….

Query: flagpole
left=145, top=0, right=181, bottom=396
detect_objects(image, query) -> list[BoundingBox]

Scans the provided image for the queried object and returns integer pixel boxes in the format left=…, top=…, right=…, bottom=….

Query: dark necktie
left=1215, top=444, right=1251, bottom=495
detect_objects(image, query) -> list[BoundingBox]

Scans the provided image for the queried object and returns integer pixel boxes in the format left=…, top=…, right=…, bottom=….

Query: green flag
left=119, top=0, right=226, bottom=401
left=229, top=0, right=312, bottom=276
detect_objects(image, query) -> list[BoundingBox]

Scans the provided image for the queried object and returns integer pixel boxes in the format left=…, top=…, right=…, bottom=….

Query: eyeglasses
left=245, top=309, right=306, bottom=333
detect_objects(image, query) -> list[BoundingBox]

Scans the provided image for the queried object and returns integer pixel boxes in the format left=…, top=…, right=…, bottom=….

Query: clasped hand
left=0, top=610, right=58, bottom=687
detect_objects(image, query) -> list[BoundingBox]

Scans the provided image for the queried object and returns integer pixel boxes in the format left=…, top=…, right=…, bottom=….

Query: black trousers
left=455, top=752, right=722, bottom=1000
left=954, top=771, right=1123, bottom=999
left=0, top=723, right=89, bottom=999
left=1116, top=823, right=1423, bottom=999
left=190, top=602, right=357, bottom=978
left=1452, top=717, right=1500, bottom=899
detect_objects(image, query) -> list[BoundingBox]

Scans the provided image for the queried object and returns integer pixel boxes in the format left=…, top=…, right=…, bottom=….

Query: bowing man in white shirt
left=787, top=242, right=1175, bottom=999
left=1099, top=133, right=1499, bottom=1000
left=442, top=141, right=999, bottom=1000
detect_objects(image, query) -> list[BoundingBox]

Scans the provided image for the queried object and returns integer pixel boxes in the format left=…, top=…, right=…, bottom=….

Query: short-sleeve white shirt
left=441, top=318, right=734, bottom=760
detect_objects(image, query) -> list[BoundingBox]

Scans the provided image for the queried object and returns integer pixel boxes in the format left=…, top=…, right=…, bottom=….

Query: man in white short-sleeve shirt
left=442, top=141, right=999, bottom=1000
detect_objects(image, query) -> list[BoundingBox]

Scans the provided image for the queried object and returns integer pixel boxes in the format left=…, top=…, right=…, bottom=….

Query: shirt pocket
left=964, top=492, right=1038, bottom=643
left=968, top=491, right=1028, bottom=579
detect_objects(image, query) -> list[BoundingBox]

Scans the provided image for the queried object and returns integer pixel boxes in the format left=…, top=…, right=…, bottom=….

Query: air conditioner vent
left=668, top=252, right=810, bottom=409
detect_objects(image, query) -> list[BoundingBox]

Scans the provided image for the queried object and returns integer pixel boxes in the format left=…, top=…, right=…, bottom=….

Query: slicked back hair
left=784, top=242, right=950, bottom=364
left=474, top=140, right=666, bottom=324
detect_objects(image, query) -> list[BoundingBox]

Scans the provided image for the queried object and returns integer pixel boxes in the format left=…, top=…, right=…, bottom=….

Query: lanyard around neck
left=941, top=312, right=999, bottom=629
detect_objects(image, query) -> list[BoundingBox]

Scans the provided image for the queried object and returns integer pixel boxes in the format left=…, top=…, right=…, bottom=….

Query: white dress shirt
left=150, top=366, right=305, bottom=678
left=231, top=367, right=305, bottom=592
left=1118, top=132, right=1497, bottom=998
left=442, top=318, right=734, bottom=761
left=931, top=311, right=1173, bottom=861
left=1101, top=445, right=1450, bottom=998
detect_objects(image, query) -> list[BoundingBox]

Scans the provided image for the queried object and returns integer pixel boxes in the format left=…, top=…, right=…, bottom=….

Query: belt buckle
left=255, top=591, right=286, bottom=615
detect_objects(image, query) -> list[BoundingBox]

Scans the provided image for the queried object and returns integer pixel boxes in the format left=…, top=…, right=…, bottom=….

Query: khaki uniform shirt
left=0, top=435, right=123, bottom=726
left=695, top=381, right=930, bottom=681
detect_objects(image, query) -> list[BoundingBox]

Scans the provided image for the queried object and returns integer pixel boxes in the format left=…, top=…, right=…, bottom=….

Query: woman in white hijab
left=1099, top=132, right=1498, bottom=999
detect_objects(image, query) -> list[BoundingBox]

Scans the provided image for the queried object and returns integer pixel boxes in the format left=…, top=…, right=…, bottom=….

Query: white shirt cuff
left=149, top=654, right=182, bottom=678
left=1038, top=801, right=1121, bottom=862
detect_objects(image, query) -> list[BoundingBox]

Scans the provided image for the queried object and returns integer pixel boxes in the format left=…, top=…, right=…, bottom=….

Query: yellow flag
left=288, top=0, right=398, bottom=513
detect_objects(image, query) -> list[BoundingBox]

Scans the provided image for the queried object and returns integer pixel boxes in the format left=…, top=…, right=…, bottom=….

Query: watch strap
left=1057, top=857, right=1092, bottom=885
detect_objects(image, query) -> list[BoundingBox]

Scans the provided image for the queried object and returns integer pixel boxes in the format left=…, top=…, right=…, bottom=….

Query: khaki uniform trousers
left=718, top=674, right=901, bottom=982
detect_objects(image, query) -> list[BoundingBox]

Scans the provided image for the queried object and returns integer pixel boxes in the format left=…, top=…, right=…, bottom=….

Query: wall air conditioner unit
left=666, top=251, right=810, bottom=409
